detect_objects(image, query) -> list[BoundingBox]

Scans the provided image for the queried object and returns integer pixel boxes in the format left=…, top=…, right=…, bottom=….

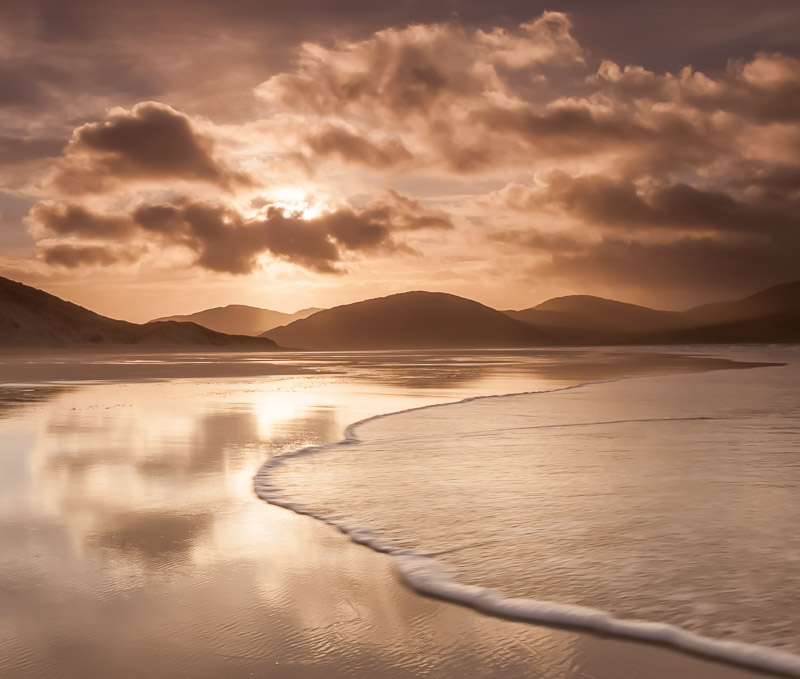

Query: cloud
left=29, top=202, right=136, bottom=238
left=254, top=15, right=771, bottom=178
left=592, top=52, right=800, bottom=122
left=305, top=125, right=413, bottom=169
left=50, top=102, right=250, bottom=194
left=30, top=192, right=453, bottom=274
left=6, top=8, right=800, bottom=307
left=257, top=15, right=581, bottom=120
left=254, top=12, right=587, bottom=176
left=500, top=172, right=800, bottom=236
left=491, top=170, right=800, bottom=304
left=475, top=12, right=583, bottom=68
left=40, top=243, right=137, bottom=268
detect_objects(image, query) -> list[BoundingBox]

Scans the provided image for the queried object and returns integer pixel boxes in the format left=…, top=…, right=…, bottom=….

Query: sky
left=1, top=0, right=799, bottom=321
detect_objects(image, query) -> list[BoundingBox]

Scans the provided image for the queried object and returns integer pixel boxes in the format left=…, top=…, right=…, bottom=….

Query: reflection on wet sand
left=0, top=385, right=71, bottom=417
left=0, top=350, right=779, bottom=679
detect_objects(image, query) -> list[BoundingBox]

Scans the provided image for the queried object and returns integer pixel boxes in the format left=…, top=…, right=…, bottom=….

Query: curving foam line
left=253, top=379, right=800, bottom=678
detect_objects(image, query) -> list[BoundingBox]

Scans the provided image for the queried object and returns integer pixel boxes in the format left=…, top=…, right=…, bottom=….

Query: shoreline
left=256, top=363, right=797, bottom=679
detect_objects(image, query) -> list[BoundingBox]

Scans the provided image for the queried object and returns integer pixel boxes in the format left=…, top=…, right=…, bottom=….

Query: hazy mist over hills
left=505, top=297, right=683, bottom=335
left=153, top=305, right=323, bottom=336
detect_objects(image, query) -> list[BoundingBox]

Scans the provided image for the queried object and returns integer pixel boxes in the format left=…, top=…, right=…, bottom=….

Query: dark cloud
left=51, top=102, right=249, bottom=195
left=40, top=243, right=134, bottom=268
left=132, top=195, right=450, bottom=273
left=466, top=100, right=728, bottom=177
left=32, top=192, right=452, bottom=274
left=533, top=173, right=800, bottom=236
left=465, top=104, right=650, bottom=170
left=306, top=126, right=413, bottom=168
left=478, top=105, right=646, bottom=149
left=352, top=191, right=455, bottom=231
left=133, top=201, right=345, bottom=274
left=30, top=202, right=136, bottom=238
left=736, top=162, right=800, bottom=194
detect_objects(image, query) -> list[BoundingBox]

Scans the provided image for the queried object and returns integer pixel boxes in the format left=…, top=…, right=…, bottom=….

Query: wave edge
left=253, top=378, right=800, bottom=678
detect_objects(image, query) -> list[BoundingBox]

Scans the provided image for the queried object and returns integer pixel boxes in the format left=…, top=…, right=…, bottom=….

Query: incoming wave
left=253, top=380, right=800, bottom=678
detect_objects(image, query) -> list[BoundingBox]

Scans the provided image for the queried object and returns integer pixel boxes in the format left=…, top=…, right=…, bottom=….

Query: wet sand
left=0, top=344, right=777, bottom=383
left=0, top=348, right=786, bottom=678
left=0, top=348, right=309, bottom=382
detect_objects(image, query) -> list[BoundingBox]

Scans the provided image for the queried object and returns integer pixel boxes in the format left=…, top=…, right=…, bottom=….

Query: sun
left=269, top=186, right=325, bottom=220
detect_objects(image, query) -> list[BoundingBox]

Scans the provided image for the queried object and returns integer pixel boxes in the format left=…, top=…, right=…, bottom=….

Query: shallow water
left=0, top=348, right=788, bottom=678
left=264, top=347, right=800, bottom=672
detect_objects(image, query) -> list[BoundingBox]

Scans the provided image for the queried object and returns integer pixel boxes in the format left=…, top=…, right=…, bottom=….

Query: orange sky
left=1, top=2, right=799, bottom=322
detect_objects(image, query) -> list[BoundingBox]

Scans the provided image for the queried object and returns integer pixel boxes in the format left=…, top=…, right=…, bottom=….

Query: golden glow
left=269, top=186, right=326, bottom=220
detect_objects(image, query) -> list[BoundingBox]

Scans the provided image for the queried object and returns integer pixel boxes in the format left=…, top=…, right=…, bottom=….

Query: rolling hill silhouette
left=263, top=291, right=557, bottom=350
left=505, top=281, right=800, bottom=344
left=505, top=295, right=682, bottom=334
left=153, top=305, right=323, bottom=336
left=267, top=282, right=800, bottom=349
left=681, top=281, right=800, bottom=326
left=649, top=281, right=800, bottom=344
left=3, top=275, right=798, bottom=350
left=0, top=276, right=281, bottom=349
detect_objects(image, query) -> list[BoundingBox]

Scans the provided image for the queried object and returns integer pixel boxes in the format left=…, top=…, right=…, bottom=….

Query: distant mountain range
left=505, top=296, right=682, bottom=334
left=503, top=281, right=800, bottom=345
left=153, top=305, right=323, bottom=336
left=0, top=276, right=279, bottom=349
left=263, top=291, right=558, bottom=350
left=260, top=281, right=800, bottom=350
left=2, top=274, right=798, bottom=350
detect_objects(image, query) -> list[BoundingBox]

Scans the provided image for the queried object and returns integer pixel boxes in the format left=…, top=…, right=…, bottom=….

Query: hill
left=5, top=275, right=796, bottom=350
left=263, top=291, right=557, bottom=350
left=650, top=281, right=800, bottom=344
left=681, top=281, right=800, bottom=327
left=505, top=295, right=681, bottom=334
left=506, top=282, right=800, bottom=344
left=153, top=305, right=323, bottom=336
left=0, top=276, right=281, bottom=349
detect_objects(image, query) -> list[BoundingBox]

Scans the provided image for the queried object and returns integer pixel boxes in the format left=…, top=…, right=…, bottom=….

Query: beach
left=0, top=348, right=791, bottom=678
